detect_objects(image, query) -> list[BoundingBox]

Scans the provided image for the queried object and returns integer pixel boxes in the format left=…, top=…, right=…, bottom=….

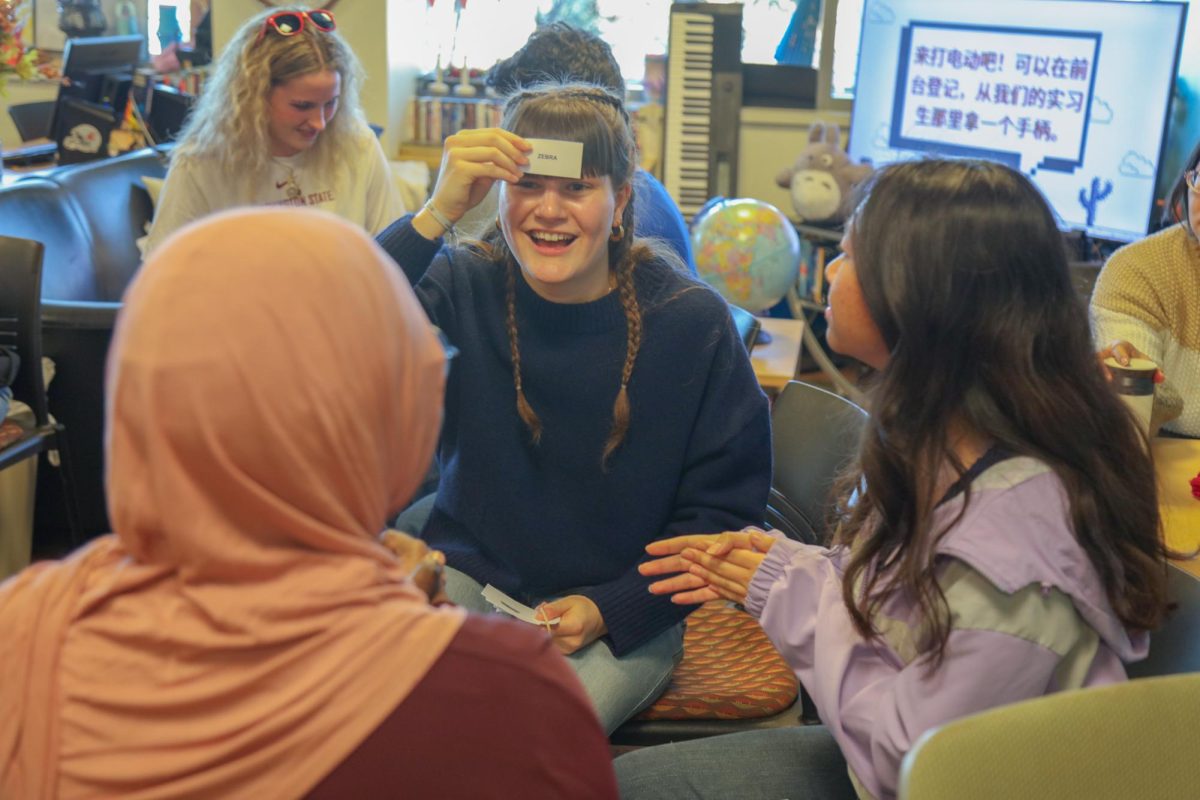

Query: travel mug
left=1104, top=356, right=1157, bottom=437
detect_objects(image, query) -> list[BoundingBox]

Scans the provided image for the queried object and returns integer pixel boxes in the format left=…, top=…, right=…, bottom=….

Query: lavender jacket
left=745, top=457, right=1146, bottom=800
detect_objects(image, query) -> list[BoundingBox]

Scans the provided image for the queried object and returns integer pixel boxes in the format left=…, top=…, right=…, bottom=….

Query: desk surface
left=1155, top=438, right=1200, bottom=577
left=750, top=317, right=803, bottom=393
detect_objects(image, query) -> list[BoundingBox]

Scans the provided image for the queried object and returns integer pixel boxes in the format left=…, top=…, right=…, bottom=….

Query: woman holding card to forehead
left=376, top=81, right=772, bottom=733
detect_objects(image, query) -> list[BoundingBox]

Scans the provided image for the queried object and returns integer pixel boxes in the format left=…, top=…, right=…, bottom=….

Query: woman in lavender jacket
left=617, top=159, right=1175, bottom=800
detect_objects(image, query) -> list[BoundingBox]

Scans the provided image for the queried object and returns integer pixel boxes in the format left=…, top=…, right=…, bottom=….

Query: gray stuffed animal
left=775, top=121, right=873, bottom=224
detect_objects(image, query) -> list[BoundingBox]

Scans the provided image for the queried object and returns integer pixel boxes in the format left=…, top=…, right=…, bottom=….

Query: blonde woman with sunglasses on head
left=1090, top=138, right=1200, bottom=437
left=144, top=6, right=403, bottom=255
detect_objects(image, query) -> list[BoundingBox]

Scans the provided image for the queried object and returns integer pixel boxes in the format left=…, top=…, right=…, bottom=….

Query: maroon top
left=307, top=613, right=617, bottom=799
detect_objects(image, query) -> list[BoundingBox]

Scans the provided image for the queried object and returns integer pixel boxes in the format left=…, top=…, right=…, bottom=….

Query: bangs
left=505, top=96, right=624, bottom=179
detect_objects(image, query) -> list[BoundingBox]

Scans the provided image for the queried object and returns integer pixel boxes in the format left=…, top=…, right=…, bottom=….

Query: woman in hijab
left=0, top=207, right=616, bottom=799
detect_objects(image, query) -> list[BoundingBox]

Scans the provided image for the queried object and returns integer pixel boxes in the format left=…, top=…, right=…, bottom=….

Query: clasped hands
left=505, top=526, right=777, bottom=654
left=638, top=528, right=777, bottom=606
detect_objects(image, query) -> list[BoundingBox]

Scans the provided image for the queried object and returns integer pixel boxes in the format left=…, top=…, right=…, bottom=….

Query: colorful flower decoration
left=0, top=0, right=40, bottom=97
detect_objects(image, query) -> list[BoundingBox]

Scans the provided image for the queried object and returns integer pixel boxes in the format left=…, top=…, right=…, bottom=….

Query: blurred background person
left=1091, top=137, right=1200, bottom=437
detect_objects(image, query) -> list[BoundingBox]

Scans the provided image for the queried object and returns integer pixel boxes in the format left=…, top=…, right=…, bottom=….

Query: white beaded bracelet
left=423, top=200, right=456, bottom=235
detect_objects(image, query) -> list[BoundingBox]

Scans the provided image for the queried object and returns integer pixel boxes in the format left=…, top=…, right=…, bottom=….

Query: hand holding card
left=482, top=584, right=561, bottom=627
left=415, top=128, right=531, bottom=239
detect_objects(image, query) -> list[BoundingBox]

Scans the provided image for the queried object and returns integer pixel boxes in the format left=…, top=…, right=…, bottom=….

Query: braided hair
left=483, top=82, right=652, bottom=466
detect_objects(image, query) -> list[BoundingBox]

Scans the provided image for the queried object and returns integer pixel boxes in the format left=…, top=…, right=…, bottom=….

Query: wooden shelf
left=397, top=143, right=442, bottom=171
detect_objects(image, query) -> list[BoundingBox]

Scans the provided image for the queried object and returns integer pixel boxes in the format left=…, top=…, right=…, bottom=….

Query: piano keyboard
left=662, top=3, right=743, bottom=220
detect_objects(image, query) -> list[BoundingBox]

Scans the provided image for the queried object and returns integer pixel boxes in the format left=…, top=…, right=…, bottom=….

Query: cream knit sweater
left=1090, top=224, right=1199, bottom=436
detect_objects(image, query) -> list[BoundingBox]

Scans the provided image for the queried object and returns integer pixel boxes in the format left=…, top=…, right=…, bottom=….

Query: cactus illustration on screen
left=1078, top=177, right=1114, bottom=226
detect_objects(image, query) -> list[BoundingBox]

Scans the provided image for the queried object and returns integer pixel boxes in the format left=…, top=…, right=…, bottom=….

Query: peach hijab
left=0, top=208, right=464, bottom=798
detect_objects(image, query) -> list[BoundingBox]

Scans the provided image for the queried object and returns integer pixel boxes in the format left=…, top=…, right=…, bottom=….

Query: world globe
left=692, top=197, right=801, bottom=312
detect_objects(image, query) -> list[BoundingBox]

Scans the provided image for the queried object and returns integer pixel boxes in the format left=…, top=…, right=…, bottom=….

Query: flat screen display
left=50, top=34, right=144, bottom=143
left=60, top=34, right=143, bottom=79
left=847, top=0, right=1186, bottom=243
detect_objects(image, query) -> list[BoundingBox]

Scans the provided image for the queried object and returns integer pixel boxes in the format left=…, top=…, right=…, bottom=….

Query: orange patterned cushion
left=635, top=600, right=798, bottom=721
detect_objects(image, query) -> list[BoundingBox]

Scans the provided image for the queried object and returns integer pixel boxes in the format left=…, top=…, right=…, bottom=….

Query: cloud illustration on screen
left=874, top=122, right=891, bottom=149
left=871, top=123, right=902, bottom=162
left=1091, top=98, right=1114, bottom=125
left=1118, top=151, right=1155, bottom=178
left=867, top=2, right=896, bottom=24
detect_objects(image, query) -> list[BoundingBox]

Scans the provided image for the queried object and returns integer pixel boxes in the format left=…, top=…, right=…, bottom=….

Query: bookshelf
left=135, top=65, right=211, bottom=98
left=408, top=95, right=502, bottom=148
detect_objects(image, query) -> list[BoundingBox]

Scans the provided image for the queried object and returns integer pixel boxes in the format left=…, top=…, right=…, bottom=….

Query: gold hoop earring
left=610, top=223, right=625, bottom=242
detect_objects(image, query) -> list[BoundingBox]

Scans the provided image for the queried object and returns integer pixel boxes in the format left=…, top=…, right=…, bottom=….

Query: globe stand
left=785, top=287, right=865, bottom=406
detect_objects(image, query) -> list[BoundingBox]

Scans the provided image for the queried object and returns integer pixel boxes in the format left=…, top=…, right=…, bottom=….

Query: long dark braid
left=603, top=225, right=642, bottom=465
left=504, top=258, right=543, bottom=444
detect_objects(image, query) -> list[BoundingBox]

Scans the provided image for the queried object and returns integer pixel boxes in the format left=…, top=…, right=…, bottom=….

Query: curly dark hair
left=486, top=22, right=625, bottom=96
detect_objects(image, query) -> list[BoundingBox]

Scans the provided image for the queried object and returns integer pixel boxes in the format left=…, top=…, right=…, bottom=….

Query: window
left=146, top=2, right=193, bottom=57
left=414, top=0, right=839, bottom=87
left=830, top=0, right=863, bottom=100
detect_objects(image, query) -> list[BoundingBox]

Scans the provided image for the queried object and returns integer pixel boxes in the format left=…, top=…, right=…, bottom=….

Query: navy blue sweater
left=377, top=216, right=771, bottom=655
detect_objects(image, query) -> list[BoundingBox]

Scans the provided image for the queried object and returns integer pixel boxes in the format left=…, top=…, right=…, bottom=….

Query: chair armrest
left=41, top=300, right=120, bottom=330
left=0, top=430, right=45, bottom=470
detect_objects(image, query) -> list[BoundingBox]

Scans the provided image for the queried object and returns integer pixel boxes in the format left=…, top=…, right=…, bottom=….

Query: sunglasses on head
left=255, top=9, right=337, bottom=44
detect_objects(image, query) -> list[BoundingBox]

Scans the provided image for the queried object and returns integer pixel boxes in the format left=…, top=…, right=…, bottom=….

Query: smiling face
left=499, top=173, right=631, bottom=303
left=824, top=230, right=890, bottom=370
left=266, top=69, right=341, bottom=157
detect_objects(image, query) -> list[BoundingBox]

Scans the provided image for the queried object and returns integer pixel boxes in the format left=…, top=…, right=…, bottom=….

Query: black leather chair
left=0, top=148, right=168, bottom=545
left=610, top=380, right=869, bottom=746
left=7, top=101, right=56, bottom=142
left=0, top=235, right=81, bottom=543
left=767, top=380, right=868, bottom=544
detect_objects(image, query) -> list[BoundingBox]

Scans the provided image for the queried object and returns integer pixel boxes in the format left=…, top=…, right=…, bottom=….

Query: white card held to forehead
left=522, top=138, right=584, bottom=179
